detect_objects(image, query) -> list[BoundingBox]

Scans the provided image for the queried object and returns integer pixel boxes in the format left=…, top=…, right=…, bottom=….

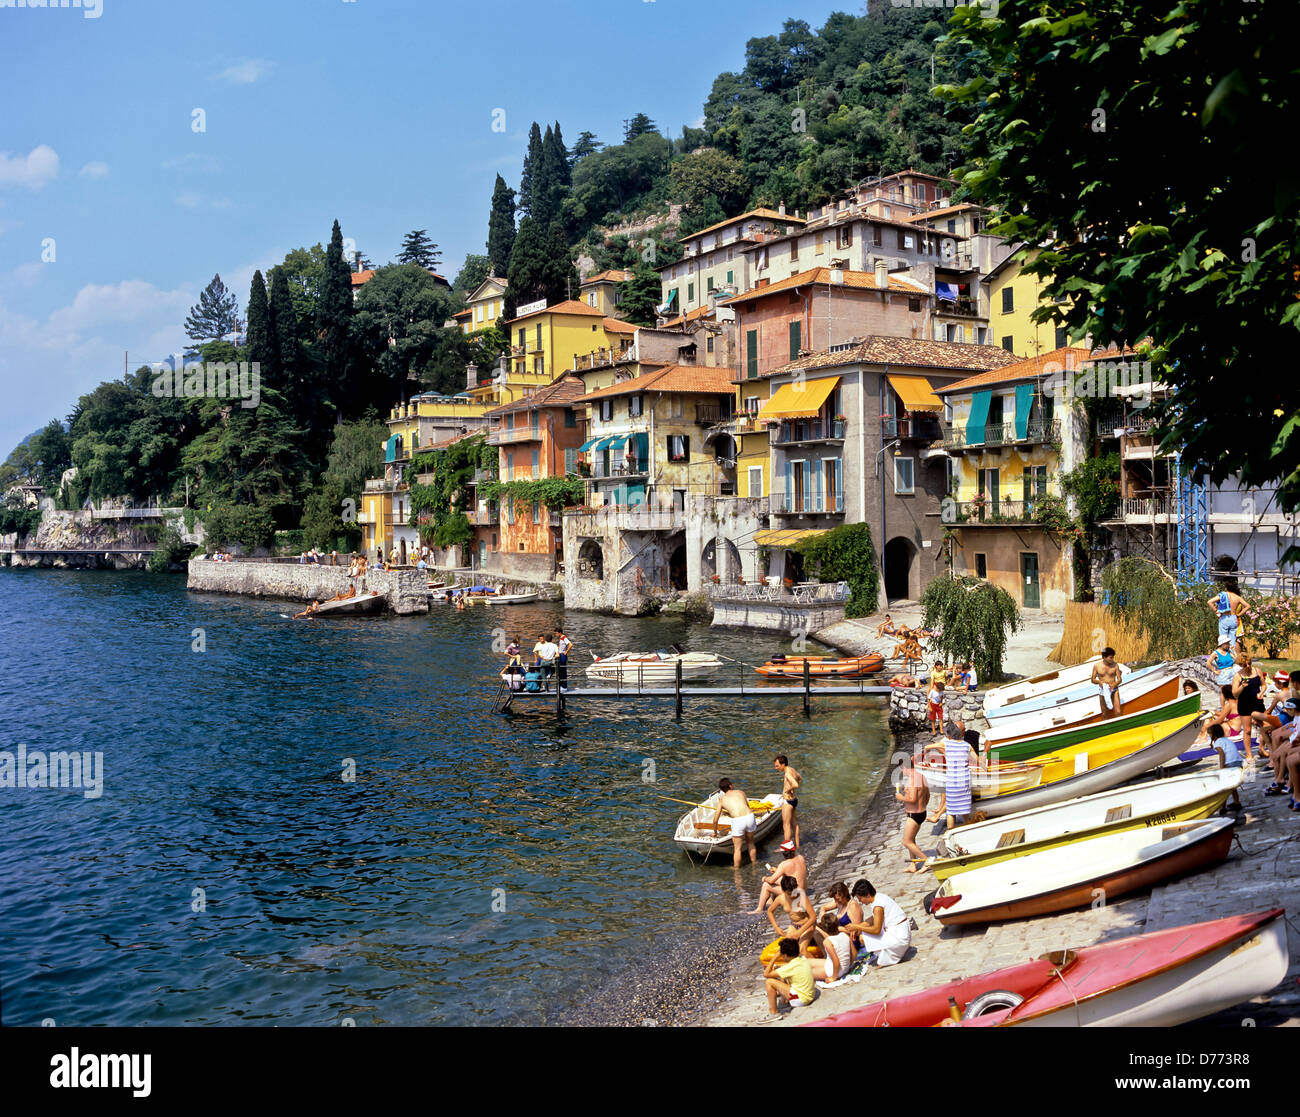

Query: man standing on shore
left=774, top=754, right=802, bottom=850
left=1208, top=588, right=1249, bottom=649
left=941, top=720, right=976, bottom=830
left=712, top=778, right=757, bottom=868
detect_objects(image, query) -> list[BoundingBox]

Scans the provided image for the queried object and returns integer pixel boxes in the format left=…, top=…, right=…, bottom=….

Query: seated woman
left=875, top=614, right=897, bottom=638
left=844, top=879, right=912, bottom=967
left=765, top=875, right=813, bottom=942
left=802, top=881, right=863, bottom=955
left=1199, top=685, right=1244, bottom=745
left=804, top=913, right=854, bottom=984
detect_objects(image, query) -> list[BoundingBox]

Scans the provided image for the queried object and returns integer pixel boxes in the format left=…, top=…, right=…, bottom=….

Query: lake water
left=0, top=569, right=891, bottom=1026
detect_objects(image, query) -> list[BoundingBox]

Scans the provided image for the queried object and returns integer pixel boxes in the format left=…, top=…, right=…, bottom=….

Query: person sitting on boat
left=1207, top=635, right=1236, bottom=688
left=712, top=778, right=758, bottom=868
left=1205, top=725, right=1244, bottom=809
left=763, top=938, right=817, bottom=1017
left=805, top=913, right=854, bottom=985
left=1090, top=647, right=1124, bottom=716
left=749, top=842, right=808, bottom=914
left=764, top=875, right=814, bottom=941
left=845, top=879, right=912, bottom=967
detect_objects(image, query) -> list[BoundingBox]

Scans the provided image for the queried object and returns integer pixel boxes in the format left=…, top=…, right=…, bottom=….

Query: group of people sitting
left=875, top=615, right=941, bottom=668
left=891, top=657, right=976, bottom=696
left=501, top=630, right=573, bottom=692
left=754, top=845, right=913, bottom=1019
left=347, top=554, right=370, bottom=578
left=205, top=551, right=234, bottom=562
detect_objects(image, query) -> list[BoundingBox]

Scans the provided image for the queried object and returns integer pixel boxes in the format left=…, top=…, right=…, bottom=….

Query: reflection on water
left=0, top=570, right=891, bottom=1025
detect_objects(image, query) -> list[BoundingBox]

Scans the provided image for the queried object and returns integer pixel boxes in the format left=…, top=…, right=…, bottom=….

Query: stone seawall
left=710, top=599, right=846, bottom=635
left=187, top=559, right=429, bottom=614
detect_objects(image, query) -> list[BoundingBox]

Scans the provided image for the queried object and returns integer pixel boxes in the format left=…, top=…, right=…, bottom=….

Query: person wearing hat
left=749, top=842, right=807, bottom=914
left=1207, top=635, right=1237, bottom=687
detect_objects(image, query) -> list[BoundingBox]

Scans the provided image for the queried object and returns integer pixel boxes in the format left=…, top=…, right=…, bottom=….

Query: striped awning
left=754, top=528, right=827, bottom=547
left=757, top=376, right=840, bottom=421
left=887, top=374, right=942, bottom=413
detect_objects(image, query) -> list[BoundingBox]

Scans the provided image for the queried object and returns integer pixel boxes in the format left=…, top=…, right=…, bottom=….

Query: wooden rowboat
left=755, top=652, right=884, bottom=679
left=481, top=591, right=539, bottom=604
left=931, top=767, right=1244, bottom=880
left=673, top=792, right=785, bottom=859
left=806, top=908, right=1288, bottom=1027
left=982, top=656, right=1127, bottom=714
left=928, top=816, right=1235, bottom=926
left=300, top=591, right=385, bottom=617
left=973, top=713, right=1204, bottom=817
left=588, top=650, right=724, bottom=684
left=915, top=756, right=1045, bottom=798
left=983, top=664, right=1162, bottom=723
left=984, top=671, right=1182, bottom=747
left=987, top=690, right=1201, bottom=765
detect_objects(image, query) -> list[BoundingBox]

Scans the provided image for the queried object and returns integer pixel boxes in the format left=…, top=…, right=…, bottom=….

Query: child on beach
left=927, top=680, right=945, bottom=737
left=1207, top=724, right=1244, bottom=809
left=763, top=939, right=817, bottom=1018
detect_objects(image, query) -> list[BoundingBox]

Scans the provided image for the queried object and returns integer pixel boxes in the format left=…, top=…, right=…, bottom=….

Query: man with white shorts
left=712, top=778, right=757, bottom=867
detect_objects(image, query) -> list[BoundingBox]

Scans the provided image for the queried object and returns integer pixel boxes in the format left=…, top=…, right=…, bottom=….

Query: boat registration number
left=1143, top=812, right=1177, bottom=827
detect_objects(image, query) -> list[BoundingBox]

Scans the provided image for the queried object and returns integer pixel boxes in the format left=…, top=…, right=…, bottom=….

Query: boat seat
left=994, top=829, right=1026, bottom=849
left=1104, top=804, right=1132, bottom=823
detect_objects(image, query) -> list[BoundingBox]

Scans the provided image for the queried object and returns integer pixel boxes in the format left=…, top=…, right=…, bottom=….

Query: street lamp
left=875, top=438, right=901, bottom=603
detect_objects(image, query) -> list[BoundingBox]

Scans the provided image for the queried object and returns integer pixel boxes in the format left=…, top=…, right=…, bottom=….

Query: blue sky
left=0, top=0, right=847, bottom=458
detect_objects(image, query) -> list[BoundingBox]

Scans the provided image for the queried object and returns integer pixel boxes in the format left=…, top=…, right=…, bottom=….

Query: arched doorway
left=701, top=540, right=716, bottom=581
left=399, top=538, right=407, bottom=565
left=884, top=536, right=915, bottom=602
left=578, top=539, right=604, bottom=580
left=723, top=539, right=742, bottom=583
left=668, top=542, right=688, bottom=590
left=784, top=549, right=805, bottom=582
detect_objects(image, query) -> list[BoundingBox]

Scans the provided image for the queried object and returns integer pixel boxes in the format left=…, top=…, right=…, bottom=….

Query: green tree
left=920, top=575, right=1022, bottom=682
left=397, top=229, right=442, bottom=271
left=793, top=522, right=880, bottom=618
left=184, top=274, right=239, bottom=344
left=624, top=113, right=658, bottom=141
left=267, top=265, right=300, bottom=399
left=245, top=270, right=274, bottom=386
left=351, top=264, right=461, bottom=405
left=519, top=121, right=543, bottom=217
left=487, top=174, right=517, bottom=277
left=670, top=149, right=750, bottom=215
left=942, top=0, right=1300, bottom=529
left=617, top=263, right=664, bottom=327
left=570, top=130, right=600, bottom=167
left=452, top=254, right=492, bottom=300
left=26, top=420, right=73, bottom=491
left=507, top=217, right=576, bottom=310
left=318, top=219, right=354, bottom=419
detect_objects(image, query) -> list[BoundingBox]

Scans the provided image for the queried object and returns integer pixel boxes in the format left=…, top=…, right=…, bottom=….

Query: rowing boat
left=984, top=671, right=1182, bottom=747
left=915, top=754, right=1044, bottom=798
left=806, top=908, right=1287, bottom=1027
left=982, top=656, right=1128, bottom=714
left=931, top=767, right=1243, bottom=880
left=673, top=792, right=785, bottom=859
left=983, top=664, right=1163, bottom=723
left=972, top=713, right=1204, bottom=817
left=928, top=817, right=1234, bottom=926
left=986, top=690, right=1201, bottom=765
left=481, top=591, right=539, bottom=604
left=301, top=591, right=385, bottom=617
left=754, top=652, right=884, bottom=679
left=588, top=650, right=724, bottom=684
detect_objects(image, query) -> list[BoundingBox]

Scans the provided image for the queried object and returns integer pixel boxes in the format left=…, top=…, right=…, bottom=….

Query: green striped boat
left=987, top=692, right=1202, bottom=765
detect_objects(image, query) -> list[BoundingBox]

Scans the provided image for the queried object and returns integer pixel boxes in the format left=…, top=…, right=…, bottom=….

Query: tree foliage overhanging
left=920, top=575, right=1022, bottom=683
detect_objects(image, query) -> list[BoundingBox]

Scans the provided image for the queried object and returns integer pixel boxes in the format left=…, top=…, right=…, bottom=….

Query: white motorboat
left=587, top=648, right=724, bottom=685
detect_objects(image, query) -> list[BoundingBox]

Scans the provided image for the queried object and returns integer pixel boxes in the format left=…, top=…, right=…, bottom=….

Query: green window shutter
left=966, top=389, right=992, bottom=444
left=688, top=282, right=695, bottom=302
left=746, top=330, right=758, bottom=379
left=789, top=320, right=801, bottom=361
left=727, top=270, right=734, bottom=285
left=1014, top=383, right=1034, bottom=440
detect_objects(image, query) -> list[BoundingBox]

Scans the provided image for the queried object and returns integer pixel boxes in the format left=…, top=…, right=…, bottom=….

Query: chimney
left=875, top=260, right=888, bottom=288
left=465, top=362, right=478, bottom=392
left=778, top=201, right=786, bottom=216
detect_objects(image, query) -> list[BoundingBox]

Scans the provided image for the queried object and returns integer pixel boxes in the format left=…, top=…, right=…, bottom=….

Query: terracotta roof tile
left=507, top=299, right=605, bottom=324
left=582, top=270, right=632, bottom=285
left=722, top=267, right=928, bottom=305
left=680, top=207, right=805, bottom=242
left=936, top=347, right=1094, bottom=394
left=578, top=364, right=734, bottom=403
left=756, top=336, right=1021, bottom=382
left=484, top=375, right=589, bottom=416
left=601, top=317, right=638, bottom=334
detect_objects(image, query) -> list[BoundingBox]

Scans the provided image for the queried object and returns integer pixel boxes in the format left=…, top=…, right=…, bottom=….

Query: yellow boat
left=929, top=767, right=1242, bottom=881
left=1019, top=711, right=1203, bottom=788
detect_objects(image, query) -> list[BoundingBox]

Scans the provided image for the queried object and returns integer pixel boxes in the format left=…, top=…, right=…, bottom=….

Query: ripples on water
left=0, top=570, right=891, bottom=1025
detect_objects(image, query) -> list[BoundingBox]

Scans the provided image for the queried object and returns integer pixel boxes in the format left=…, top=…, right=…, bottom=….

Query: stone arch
left=884, top=535, right=918, bottom=602
left=578, top=539, right=604, bottom=580
left=668, top=541, right=688, bottom=590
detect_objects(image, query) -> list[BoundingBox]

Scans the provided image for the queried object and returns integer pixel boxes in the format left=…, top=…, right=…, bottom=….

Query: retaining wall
left=187, top=558, right=429, bottom=614
left=710, top=599, right=846, bottom=635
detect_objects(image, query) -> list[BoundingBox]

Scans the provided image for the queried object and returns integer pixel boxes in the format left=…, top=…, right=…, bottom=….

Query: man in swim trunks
left=750, top=841, right=808, bottom=913
left=774, top=754, right=802, bottom=849
left=1090, top=646, right=1123, bottom=716
left=712, top=778, right=757, bottom=867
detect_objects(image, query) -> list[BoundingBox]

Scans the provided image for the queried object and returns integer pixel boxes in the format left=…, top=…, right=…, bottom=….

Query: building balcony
left=364, top=477, right=405, bottom=493
left=564, top=505, right=687, bottom=533
left=465, top=504, right=499, bottom=526
left=947, top=499, right=1056, bottom=525
left=942, top=420, right=1061, bottom=451
left=694, top=403, right=736, bottom=427
left=473, top=468, right=498, bottom=484
left=935, top=296, right=981, bottom=317
left=772, top=491, right=845, bottom=515
left=589, top=460, right=649, bottom=480
left=573, top=345, right=634, bottom=372
left=882, top=415, right=942, bottom=441
left=771, top=420, right=846, bottom=445
left=487, top=425, right=542, bottom=445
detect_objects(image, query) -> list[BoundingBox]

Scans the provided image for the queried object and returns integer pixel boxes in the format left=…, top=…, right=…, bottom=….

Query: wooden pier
left=494, top=658, right=891, bottom=717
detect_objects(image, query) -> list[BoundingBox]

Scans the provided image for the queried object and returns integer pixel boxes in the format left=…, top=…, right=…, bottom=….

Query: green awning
left=607, top=435, right=632, bottom=451
left=578, top=437, right=601, bottom=452
left=632, top=432, right=649, bottom=461
left=593, top=436, right=617, bottom=451
left=1014, top=383, right=1034, bottom=440
left=966, top=389, right=992, bottom=445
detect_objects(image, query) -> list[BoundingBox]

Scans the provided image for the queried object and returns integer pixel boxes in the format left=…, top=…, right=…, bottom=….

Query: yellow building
left=492, top=299, right=637, bottom=401
left=579, top=270, right=631, bottom=318
left=458, top=276, right=508, bottom=335
left=983, top=249, right=1076, bottom=358
left=934, top=347, right=1090, bottom=610
left=733, top=378, right=771, bottom=500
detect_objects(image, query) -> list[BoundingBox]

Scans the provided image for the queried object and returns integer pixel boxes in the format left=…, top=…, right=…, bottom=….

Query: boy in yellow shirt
left=763, top=938, right=817, bottom=1018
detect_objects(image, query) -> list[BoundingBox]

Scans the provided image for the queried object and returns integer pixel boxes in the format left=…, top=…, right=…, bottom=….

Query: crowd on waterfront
left=500, top=629, right=574, bottom=692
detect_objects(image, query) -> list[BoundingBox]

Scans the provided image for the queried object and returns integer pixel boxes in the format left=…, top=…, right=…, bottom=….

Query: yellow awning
left=887, top=374, right=942, bottom=413
left=754, top=529, right=827, bottom=547
left=757, top=375, right=840, bottom=421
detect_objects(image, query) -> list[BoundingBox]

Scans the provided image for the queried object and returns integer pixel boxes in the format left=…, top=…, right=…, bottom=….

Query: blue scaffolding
left=1175, top=457, right=1209, bottom=589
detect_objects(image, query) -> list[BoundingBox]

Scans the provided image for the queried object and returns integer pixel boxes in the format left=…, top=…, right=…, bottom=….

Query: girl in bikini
left=895, top=753, right=931, bottom=873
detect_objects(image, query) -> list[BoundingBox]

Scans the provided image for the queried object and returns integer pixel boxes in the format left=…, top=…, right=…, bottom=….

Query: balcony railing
left=882, top=415, right=942, bottom=441
left=771, top=420, right=846, bottom=445
left=487, top=425, right=542, bottom=445
left=589, top=460, right=648, bottom=480
left=942, top=419, right=1060, bottom=450
left=1121, top=496, right=1172, bottom=520
left=473, top=468, right=498, bottom=484
left=695, top=403, right=735, bottom=426
left=947, top=499, right=1054, bottom=524
left=935, top=296, right=981, bottom=317
left=465, top=504, right=498, bottom=525
left=773, top=491, right=845, bottom=515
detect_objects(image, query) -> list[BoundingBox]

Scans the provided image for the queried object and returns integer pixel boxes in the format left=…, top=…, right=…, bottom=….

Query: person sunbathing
left=889, top=672, right=920, bottom=687
left=294, top=601, right=321, bottom=619
left=875, top=614, right=897, bottom=638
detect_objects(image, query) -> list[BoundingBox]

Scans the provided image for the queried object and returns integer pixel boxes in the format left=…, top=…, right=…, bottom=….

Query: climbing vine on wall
left=793, top=522, right=879, bottom=619
left=480, top=476, right=585, bottom=511
left=406, top=434, right=488, bottom=545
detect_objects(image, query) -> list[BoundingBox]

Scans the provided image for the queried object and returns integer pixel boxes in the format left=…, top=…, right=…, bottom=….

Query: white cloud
left=216, top=59, right=273, bottom=85
left=175, top=192, right=234, bottom=210
left=161, top=153, right=222, bottom=173
left=79, top=161, right=111, bottom=180
left=176, top=192, right=202, bottom=209
left=0, top=145, right=59, bottom=191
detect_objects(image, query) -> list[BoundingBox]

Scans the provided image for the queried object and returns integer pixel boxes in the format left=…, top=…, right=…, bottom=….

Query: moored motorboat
left=481, top=591, right=539, bottom=604
left=984, top=671, right=1183, bottom=748
left=588, top=649, right=724, bottom=684
left=805, top=908, right=1288, bottom=1027
left=932, top=767, right=1244, bottom=880
left=982, top=655, right=1127, bottom=714
left=928, top=816, right=1235, bottom=926
left=673, top=792, right=785, bottom=859
left=973, top=713, right=1204, bottom=817
left=755, top=652, right=884, bottom=679
left=986, top=690, right=1201, bottom=765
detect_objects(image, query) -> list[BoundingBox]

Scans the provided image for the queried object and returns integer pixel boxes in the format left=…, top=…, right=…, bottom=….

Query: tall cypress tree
left=487, top=174, right=516, bottom=278
left=519, top=122, right=543, bottom=217
left=268, top=266, right=301, bottom=418
left=318, top=220, right=354, bottom=411
left=534, top=125, right=559, bottom=228
left=246, top=271, right=275, bottom=385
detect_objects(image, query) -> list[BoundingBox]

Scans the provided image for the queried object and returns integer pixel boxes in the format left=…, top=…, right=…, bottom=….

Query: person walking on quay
left=533, top=632, right=559, bottom=690
left=1090, top=646, right=1124, bottom=715
left=774, top=754, right=802, bottom=849
left=895, top=753, right=931, bottom=873
left=750, top=841, right=807, bottom=914
left=940, top=720, right=977, bottom=829
left=1208, top=587, right=1250, bottom=649
left=846, top=879, right=912, bottom=967
left=555, top=626, right=573, bottom=691
left=712, top=777, right=757, bottom=868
